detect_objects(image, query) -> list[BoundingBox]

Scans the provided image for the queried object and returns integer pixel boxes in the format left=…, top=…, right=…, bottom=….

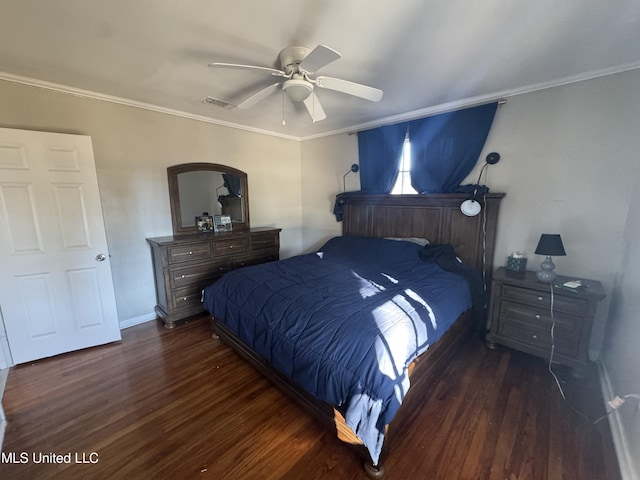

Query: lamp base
left=537, top=255, right=556, bottom=283
left=536, top=269, right=557, bottom=283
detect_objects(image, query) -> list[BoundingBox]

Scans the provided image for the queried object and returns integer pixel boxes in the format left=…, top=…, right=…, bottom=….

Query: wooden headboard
left=342, top=193, right=504, bottom=282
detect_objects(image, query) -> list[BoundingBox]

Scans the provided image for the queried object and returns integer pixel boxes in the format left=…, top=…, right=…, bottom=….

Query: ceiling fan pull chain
left=281, top=90, right=286, bottom=126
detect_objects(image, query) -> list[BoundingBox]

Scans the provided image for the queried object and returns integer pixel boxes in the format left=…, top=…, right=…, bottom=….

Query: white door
left=0, top=127, right=121, bottom=365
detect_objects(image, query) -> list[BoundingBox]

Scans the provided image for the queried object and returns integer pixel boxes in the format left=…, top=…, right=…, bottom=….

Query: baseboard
left=598, top=360, right=639, bottom=480
left=119, top=312, right=157, bottom=330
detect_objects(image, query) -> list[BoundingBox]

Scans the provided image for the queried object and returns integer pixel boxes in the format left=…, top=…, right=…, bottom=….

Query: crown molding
left=2, top=60, right=640, bottom=143
left=299, top=60, right=640, bottom=141
left=0, top=71, right=301, bottom=141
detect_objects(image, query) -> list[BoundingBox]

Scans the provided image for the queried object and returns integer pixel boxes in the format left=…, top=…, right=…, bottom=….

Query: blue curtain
left=408, top=102, right=497, bottom=193
left=222, top=173, right=241, bottom=197
left=357, top=122, right=408, bottom=193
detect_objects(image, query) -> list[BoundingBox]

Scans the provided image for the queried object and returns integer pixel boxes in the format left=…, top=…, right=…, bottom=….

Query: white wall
left=300, top=133, right=359, bottom=253
left=471, top=70, right=639, bottom=358
left=604, top=179, right=640, bottom=479
left=0, top=80, right=302, bottom=326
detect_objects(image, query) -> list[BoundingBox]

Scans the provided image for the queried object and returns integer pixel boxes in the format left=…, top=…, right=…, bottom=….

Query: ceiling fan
left=206, top=44, right=383, bottom=123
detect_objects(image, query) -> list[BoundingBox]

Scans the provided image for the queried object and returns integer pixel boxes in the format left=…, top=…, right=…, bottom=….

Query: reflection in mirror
left=177, top=171, right=243, bottom=226
left=168, top=163, right=250, bottom=235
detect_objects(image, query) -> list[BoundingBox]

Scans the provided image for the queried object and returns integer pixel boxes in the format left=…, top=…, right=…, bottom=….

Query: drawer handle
left=535, top=314, right=541, bottom=319
left=183, top=297, right=187, bottom=301
left=175, top=250, right=202, bottom=257
left=176, top=273, right=200, bottom=280
left=537, top=296, right=543, bottom=301
left=532, top=334, right=538, bottom=340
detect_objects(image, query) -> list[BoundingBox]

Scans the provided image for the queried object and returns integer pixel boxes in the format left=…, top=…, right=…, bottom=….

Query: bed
left=202, top=193, right=503, bottom=478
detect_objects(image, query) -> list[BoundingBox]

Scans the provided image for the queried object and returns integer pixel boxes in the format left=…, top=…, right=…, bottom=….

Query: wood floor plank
left=0, top=316, right=620, bottom=479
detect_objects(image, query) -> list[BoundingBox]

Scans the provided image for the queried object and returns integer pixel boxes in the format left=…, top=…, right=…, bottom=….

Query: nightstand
left=486, top=267, right=606, bottom=377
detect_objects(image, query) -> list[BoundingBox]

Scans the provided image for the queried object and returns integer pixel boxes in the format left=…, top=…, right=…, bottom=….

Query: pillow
left=384, top=237, right=430, bottom=247
left=319, top=236, right=424, bottom=266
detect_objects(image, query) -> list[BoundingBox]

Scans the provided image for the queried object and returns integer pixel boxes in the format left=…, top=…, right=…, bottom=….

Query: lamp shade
left=534, top=234, right=566, bottom=256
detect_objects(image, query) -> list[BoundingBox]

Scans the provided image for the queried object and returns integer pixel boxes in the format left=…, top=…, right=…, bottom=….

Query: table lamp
left=534, top=234, right=566, bottom=282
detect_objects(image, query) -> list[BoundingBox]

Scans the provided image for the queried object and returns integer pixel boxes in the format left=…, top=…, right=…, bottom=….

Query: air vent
left=203, top=96, right=235, bottom=110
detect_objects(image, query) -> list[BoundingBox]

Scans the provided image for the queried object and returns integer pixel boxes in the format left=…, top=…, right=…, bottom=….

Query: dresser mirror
left=168, top=163, right=250, bottom=235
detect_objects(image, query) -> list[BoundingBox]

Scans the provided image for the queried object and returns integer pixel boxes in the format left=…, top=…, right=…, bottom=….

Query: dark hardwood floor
left=0, top=316, right=620, bottom=480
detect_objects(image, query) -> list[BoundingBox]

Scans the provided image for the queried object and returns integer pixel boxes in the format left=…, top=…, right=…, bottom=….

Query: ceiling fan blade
left=208, top=62, right=286, bottom=77
left=315, top=76, right=383, bottom=102
left=236, top=83, right=281, bottom=109
left=299, top=45, right=341, bottom=73
left=303, top=92, right=327, bottom=123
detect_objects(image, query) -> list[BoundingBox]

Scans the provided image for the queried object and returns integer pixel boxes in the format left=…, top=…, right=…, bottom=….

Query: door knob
left=96, top=254, right=106, bottom=262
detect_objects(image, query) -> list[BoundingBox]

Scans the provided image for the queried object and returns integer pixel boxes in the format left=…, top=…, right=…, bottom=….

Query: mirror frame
left=168, top=162, right=250, bottom=235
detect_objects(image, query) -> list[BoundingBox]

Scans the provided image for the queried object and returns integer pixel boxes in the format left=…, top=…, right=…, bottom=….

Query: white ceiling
left=1, top=0, right=639, bottom=140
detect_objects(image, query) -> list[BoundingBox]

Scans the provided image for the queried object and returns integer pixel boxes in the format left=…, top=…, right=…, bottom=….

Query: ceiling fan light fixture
left=283, top=79, right=313, bottom=102
left=208, top=44, right=383, bottom=122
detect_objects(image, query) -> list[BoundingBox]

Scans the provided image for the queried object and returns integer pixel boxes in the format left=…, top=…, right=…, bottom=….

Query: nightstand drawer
left=498, top=318, right=579, bottom=357
left=486, top=268, right=606, bottom=375
left=501, top=285, right=588, bottom=315
left=499, top=300, right=581, bottom=334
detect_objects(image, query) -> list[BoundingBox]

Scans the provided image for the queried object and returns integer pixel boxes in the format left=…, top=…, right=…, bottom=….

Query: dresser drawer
left=170, top=260, right=232, bottom=289
left=168, top=243, right=212, bottom=264
left=147, top=228, right=281, bottom=328
left=234, top=251, right=279, bottom=269
left=214, top=238, right=248, bottom=256
left=171, top=287, right=205, bottom=311
left=501, top=285, right=587, bottom=315
left=250, top=233, right=279, bottom=251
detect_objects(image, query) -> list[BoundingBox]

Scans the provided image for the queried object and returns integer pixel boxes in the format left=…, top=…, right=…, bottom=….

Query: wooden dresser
left=147, top=227, right=281, bottom=328
left=486, top=267, right=605, bottom=376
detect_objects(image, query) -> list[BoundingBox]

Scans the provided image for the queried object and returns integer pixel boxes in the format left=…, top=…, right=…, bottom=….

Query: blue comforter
left=202, top=236, right=472, bottom=465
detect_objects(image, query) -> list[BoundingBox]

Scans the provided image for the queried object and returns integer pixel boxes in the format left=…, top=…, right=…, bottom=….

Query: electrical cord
left=547, top=283, right=596, bottom=423
left=592, top=410, right=615, bottom=425
left=547, top=283, right=566, bottom=400
left=475, top=164, right=489, bottom=312
left=547, top=283, right=640, bottom=425
left=481, top=193, right=488, bottom=309
left=592, top=394, right=640, bottom=425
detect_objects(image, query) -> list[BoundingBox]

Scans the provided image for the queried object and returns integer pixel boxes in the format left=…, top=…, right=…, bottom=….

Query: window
left=391, top=136, right=418, bottom=194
